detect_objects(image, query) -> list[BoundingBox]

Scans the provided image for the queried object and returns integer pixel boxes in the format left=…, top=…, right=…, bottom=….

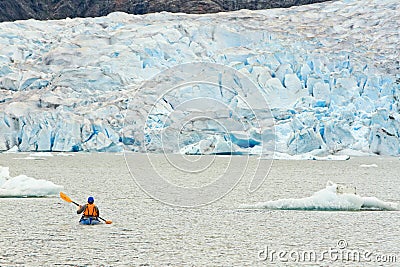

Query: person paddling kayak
left=60, top=192, right=112, bottom=224
left=77, top=196, right=100, bottom=225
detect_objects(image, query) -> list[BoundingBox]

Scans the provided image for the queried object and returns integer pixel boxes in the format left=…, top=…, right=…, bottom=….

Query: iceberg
left=359, top=164, right=378, bottom=168
left=0, top=166, right=63, bottom=197
left=241, top=181, right=399, bottom=211
left=29, top=152, right=53, bottom=157
left=268, top=151, right=350, bottom=161
left=0, top=0, right=398, bottom=156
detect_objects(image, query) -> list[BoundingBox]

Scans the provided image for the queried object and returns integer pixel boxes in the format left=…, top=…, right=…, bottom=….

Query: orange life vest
left=84, top=203, right=98, bottom=217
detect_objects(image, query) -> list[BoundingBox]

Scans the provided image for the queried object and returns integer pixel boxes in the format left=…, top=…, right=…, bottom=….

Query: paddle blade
left=99, top=216, right=112, bottom=224
left=60, top=192, right=72, bottom=203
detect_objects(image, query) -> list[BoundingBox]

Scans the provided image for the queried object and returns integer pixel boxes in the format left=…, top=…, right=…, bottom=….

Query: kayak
left=79, top=217, right=101, bottom=225
left=60, top=192, right=112, bottom=224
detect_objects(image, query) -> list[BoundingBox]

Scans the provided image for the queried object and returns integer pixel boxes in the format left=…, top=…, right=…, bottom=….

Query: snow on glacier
left=0, top=0, right=399, bottom=155
left=0, top=166, right=63, bottom=197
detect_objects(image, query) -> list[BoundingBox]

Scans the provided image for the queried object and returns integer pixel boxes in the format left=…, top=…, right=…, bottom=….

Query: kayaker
left=77, top=196, right=100, bottom=222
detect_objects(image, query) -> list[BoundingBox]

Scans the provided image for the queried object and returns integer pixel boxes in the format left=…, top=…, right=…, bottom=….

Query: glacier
left=0, top=0, right=399, bottom=156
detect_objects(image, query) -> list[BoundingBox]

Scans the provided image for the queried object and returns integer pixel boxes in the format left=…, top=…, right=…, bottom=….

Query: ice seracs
left=0, top=0, right=399, bottom=156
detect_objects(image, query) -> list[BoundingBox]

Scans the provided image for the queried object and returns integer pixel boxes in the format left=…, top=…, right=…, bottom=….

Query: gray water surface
left=0, top=153, right=399, bottom=266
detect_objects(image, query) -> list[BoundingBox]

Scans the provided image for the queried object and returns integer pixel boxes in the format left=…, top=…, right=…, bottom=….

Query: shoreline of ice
left=2, top=150, right=398, bottom=162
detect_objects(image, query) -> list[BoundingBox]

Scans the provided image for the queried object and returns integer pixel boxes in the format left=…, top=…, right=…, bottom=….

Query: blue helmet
left=88, top=196, right=94, bottom=204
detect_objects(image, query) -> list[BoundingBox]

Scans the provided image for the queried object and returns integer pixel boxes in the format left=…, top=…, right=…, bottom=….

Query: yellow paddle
left=60, top=192, right=112, bottom=224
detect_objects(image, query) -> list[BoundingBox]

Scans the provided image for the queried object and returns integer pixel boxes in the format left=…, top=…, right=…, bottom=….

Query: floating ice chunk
left=361, top=197, right=399, bottom=211
left=56, top=152, right=75, bottom=157
left=335, top=149, right=373, bottom=157
left=312, top=154, right=350, bottom=161
left=241, top=181, right=398, bottom=211
left=0, top=166, right=62, bottom=197
left=359, top=164, right=378, bottom=168
left=30, top=152, right=53, bottom=157
left=270, top=151, right=349, bottom=161
left=13, top=157, right=45, bottom=160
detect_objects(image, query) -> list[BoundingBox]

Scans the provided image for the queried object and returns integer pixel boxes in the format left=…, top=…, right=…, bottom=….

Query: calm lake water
left=0, top=153, right=399, bottom=266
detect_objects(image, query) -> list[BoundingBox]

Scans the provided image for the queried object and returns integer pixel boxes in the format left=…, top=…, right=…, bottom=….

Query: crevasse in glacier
left=0, top=0, right=399, bottom=155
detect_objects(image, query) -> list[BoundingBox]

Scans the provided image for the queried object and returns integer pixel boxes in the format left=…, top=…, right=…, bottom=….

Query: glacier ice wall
left=0, top=0, right=399, bottom=155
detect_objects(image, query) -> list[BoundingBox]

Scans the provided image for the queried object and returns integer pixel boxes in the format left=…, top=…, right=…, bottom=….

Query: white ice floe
left=0, top=166, right=62, bottom=197
left=241, top=181, right=399, bottom=211
left=13, top=157, right=45, bottom=160
left=56, top=152, right=75, bottom=157
left=269, top=152, right=350, bottom=161
left=29, top=152, right=53, bottom=157
left=359, top=164, right=378, bottom=168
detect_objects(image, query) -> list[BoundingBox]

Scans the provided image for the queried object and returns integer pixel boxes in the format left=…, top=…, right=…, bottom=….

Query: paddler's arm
left=77, top=204, right=86, bottom=214
left=95, top=206, right=100, bottom=217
